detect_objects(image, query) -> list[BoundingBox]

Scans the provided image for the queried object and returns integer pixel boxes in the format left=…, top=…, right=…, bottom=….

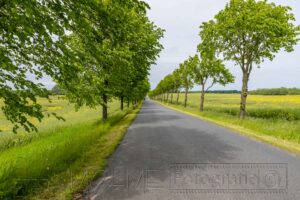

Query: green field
left=0, top=96, right=120, bottom=134
left=0, top=97, right=139, bottom=199
left=181, top=93, right=300, bottom=121
left=0, top=96, right=120, bottom=151
left=160, top=93, right=300, bottom=153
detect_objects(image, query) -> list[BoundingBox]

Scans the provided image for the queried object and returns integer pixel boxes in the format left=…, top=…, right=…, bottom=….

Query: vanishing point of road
left=83, top=99, right=300, bottom=200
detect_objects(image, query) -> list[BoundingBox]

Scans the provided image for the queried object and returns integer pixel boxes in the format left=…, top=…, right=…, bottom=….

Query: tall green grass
left=0, top=111, right=129, bottom=199
left=29, top=105, right=141, bottom=200
left=0, top=97, right=119, bottom=151
left=204, top=106, right=300, bottom=121
left=0, top=96, right=133, bottom=199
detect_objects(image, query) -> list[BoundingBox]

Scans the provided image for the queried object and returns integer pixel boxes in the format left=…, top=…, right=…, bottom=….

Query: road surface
left=83, top=99, right=300, bottom=200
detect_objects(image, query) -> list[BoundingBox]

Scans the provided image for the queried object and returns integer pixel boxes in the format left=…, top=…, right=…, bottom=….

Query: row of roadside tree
left=149, top=54, right=234, bottom=112
left=149, top=0, right=299, bottom=119
left=1, top=0, right=163, bottom=132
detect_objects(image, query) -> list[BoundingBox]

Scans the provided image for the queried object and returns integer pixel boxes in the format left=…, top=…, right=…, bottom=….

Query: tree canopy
left=193, top=49, right=234, bottom=111
left=1, top=0, right=77, bottom=132
left=0, top=0, right=163, bottom=132
left=202, top=0, right=300, bottom=119
left=150, top=0, right=299, bottom=115
left=149, top=52, right=234, bottom=111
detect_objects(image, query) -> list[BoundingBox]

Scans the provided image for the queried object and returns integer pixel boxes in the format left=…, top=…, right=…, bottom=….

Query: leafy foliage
left=192, top=52, right=234, bottom=111
left=0, top=0, right=74, bottom=132
left=0, top=0, right=163, bottom=131
left=151, top=0, right=299, bottom=114
left=203, top=0, right=300, bottom=118
left=150, top=48, right=234, bottom=110
left=58, top=0, right=163, bottom=120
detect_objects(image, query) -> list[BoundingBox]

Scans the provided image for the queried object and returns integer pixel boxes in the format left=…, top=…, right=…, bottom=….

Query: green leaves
left=0, top=0, right=163, bottom=132
left=62, top=0, right=163, bottom=113
left=179, top=57, right=196, bottom=91
left=193, top=53, right=234, bottom=92
left=212, top=0, right=299, bottom=68
left=0, top=0, right=77, bottom=132
left=204, top=0, right=300, bottom=119
left=151, top=0, right=300, bottom=115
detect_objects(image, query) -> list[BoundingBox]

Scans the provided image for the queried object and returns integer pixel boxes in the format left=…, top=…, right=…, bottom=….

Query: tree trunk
left=184, top=88, right=188, bottom=107
left=166, top=93, right=169, bottom=102
left=120, top=96, right=124, bottom=111
left=102, top=94, right=108, bottom=121
left=176, top=90, right=180, bottom=105
left=200, top=85, right=205, bottom=112
left=170, top=92, right=173, bottom=104
left=239, top=73, right=249, bottom=119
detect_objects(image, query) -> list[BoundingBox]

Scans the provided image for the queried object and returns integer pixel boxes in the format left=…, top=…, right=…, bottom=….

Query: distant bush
left=188, top=90, right=240, bottom=94
left=51, top=84, right=65, bottom=95
left=207, top=90, right=240, bottom=94
left=250, top=88, right=300, bottom=95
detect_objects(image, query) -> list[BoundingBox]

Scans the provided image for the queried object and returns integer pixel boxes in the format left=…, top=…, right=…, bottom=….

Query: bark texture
left=239, top=73, right=249, bottom=119
left=120, top=96, right=124, bottom=111
left=200, top=85, right=205, bottom=112
left=184, top=88, right=188, bottom=107
left=102, top=94, right=108, bottom=121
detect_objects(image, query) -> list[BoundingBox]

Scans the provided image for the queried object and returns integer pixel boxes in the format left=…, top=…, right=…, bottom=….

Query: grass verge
left=0, top=104, right=141, bottom=200
left=156, top=100, right=300, bottom=156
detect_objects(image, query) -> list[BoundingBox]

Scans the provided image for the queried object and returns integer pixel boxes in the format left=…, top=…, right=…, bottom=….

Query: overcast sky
left=146, top=0, right=300, bottom=90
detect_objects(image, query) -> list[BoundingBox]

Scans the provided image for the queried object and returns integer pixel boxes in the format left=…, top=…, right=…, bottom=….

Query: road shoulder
left=27, top=104, right=142, bottom=200
left=155, top=100, right=300, bottom=156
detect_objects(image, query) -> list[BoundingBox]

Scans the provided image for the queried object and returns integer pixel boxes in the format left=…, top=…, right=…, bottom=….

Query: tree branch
left=205, top=80, right=216, bottom=92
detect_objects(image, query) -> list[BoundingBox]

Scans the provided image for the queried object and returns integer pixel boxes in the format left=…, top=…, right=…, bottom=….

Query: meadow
left=181, top=93, right=300, bottom=121
left=0, top=96, right=120, bottom=151
left=161, top=93, right=300, bottom=152
left=0, top=97, right=139, bottom=199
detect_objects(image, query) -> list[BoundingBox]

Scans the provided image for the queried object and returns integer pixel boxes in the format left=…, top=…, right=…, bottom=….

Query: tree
left=172, top=69, right=182, bottom=104
left=108, top=1, right=163, bottom=111
left=205, top=0, right=300, bottom=119
left=0, top=0, right=82, bottom=132
left=163, top=74, right=174, bottom=103
left=180, top=57, right=195, bottom=107
left=59, top=1, right=163, bottom=121
left=131, top=78, right=151, bottom=104
left=60, top=1, right=132, bottom=121
left=1, top=0, right=163, bottom=132
left=194, top=47, right=234, bottom=112
left=150, top=79, right=166, bottom=101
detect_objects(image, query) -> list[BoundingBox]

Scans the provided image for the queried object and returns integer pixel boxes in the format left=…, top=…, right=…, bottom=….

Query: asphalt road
left=83, top=99, right=300, bottom=200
